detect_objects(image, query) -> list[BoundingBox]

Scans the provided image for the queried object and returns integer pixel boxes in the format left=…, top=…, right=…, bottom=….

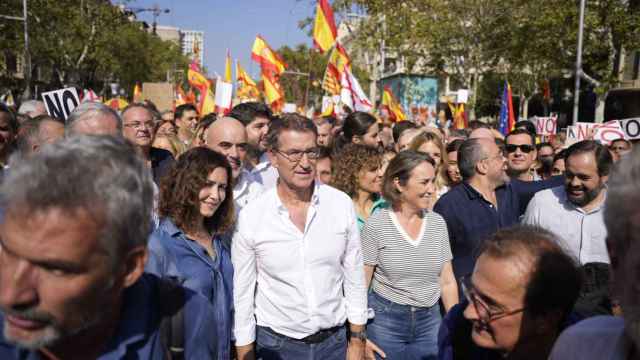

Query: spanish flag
left=236, top=61, right=260, bottom=99
left=187, top=62, right=210, bottom=90
left=382, top=86, right=406, bottom=122
left=251, top=35, right=287, bottom=76
left=200, top=86, right=216, bottom=116
left=449, top=102, right=467, bottom=130
left=105, top=97, right=129, bottom=111
left=133, top=83, right=142, bottom=103
left=322, top=43, right=350, bottom=95
left=262, top=71, right=284, bottom=107
left=225, top=50, right=233, bottom=83
left=313, top=0, right=337, bottom=53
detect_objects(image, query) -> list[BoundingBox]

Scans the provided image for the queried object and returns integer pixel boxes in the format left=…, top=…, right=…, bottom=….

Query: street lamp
left=573, top=0, right=586, bottom=125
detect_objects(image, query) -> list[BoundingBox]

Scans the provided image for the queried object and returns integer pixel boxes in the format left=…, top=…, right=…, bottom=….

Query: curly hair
left=159, top=147, right=235, bottom=235
left=330, top=143, right=382, bottom=198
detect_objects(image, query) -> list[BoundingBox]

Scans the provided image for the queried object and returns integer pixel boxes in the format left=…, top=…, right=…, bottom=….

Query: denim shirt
left=0, top=273, right=218, bottom=359
left=146, top=218, right=233, bottom=360
left=433, top=177, right=563, bottom=280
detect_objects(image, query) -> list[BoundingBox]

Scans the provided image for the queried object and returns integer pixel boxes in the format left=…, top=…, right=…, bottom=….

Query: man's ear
left=476, top=160, right=488, bottom=176
left=120, top=246, right=148, bottom=289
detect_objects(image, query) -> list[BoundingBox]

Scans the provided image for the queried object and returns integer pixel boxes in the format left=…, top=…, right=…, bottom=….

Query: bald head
left=469, top=127, right=495, bottom=140
left=205, top=117, right=248, bottom=181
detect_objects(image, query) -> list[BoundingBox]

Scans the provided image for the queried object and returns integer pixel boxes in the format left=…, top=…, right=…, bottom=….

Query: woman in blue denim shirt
left=145, top=147, right=235, bottom=360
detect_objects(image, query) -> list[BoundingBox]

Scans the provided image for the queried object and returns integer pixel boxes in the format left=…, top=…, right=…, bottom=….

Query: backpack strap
left=158, top=277, right=186, bottom=360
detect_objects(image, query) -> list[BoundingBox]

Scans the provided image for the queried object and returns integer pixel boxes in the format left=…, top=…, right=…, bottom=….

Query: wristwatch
left=349, top=330, right=367, bottom=341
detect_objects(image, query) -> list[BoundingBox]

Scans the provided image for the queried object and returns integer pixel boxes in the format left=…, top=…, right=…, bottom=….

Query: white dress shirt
left=233, top=169, right=263, bottom=215
left=251, top=153, right=279, bottom=190
left=522, top=186, right=609, bottom=264
left=232, top=182, right=368, bottom=346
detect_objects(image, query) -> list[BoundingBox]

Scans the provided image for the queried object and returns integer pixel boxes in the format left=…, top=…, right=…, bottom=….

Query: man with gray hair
left=549, top=147, right=640, bottom=359
left=17, top=100, right=46, bottom=120
left=15, top=115, right=64, bottom=156
left=65, top=102, right=121, bottom=136
left=434, top=138, right=563, bottom=282
left=0, top=135, right=218, bottom=359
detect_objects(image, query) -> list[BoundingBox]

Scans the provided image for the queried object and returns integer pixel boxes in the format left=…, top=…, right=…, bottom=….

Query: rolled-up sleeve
left=231, top=224, right=257, bottom=346
left=342, top=203, right=368, bottom=325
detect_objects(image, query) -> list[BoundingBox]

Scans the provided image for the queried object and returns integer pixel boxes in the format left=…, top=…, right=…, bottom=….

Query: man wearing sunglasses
left=438, top=225, right=582, bottom=360
left=505, top=129, right=539, bottom=182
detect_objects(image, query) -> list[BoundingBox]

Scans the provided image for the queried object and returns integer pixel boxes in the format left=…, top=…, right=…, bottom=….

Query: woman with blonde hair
left=409, top=130, right=449, bottom=207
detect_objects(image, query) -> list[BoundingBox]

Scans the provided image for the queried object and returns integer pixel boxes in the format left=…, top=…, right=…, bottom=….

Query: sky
left=123, top=0, right=315, bottom=79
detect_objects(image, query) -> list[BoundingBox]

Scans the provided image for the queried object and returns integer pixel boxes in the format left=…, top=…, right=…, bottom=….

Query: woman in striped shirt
left=362, top=150, right=458, bottom=360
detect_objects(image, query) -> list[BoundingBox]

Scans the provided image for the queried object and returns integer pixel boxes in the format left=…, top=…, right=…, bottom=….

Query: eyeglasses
left=505, top=144, right=535, bottom=154
left=123, top=121, right=155, bottom=130
left=461, top=276, right=525, bottom=324
left=275, top=147, right=321, bottom=163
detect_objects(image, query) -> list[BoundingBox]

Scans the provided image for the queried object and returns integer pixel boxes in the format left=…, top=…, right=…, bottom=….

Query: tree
left=0, top=0, right=189, bottom=99
left=326, top=0, right=640, bottom=118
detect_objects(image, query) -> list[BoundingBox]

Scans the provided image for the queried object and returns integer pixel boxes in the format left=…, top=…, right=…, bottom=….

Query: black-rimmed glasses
left=461, top=276, right=525, bottom=324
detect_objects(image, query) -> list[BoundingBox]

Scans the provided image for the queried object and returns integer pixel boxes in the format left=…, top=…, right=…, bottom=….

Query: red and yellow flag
left=133, top=83, right=142, bottom=103
left=382, top=86, right=406, bottom=122
left=251, top=35, right=287, bottom=76
left=313, top=0, right=337, bottom=53
left=322, top=43, right=350, bottom=95
left=105, top=97, right=129, bottom=111
left=262, top=71, right=284, bottom=107
left=236, top=61, right=260, bottom=100
left=448, top=102, right=467, bottom=130
left=201, top=86, right=216, bottom=116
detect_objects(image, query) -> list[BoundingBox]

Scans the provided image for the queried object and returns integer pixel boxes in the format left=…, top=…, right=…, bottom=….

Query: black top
left=150, top=147, right=175, bottom=185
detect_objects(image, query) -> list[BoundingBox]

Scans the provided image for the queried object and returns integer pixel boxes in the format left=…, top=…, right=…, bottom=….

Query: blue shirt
left=433, top=177, right=563, bottom=280
left=146, top=218, right=233, bottom=360
left=0, top=273, right=218, bottom=359
left=438, top=301, right=580, bottom=360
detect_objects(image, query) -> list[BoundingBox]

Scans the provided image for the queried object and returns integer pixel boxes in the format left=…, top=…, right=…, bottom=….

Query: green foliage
left=327, top=0, right=640, bottom=115
left=0, top=0, right=188, bottom=97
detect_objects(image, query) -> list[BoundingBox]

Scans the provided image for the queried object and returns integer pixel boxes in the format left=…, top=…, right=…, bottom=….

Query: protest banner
left=535, top=115, right=557, bottom=136
left=42, top=87, right=80, bottom=121
left=618, top=118, right=640, bottom=140
left=569, top=121, right=625, bottom=143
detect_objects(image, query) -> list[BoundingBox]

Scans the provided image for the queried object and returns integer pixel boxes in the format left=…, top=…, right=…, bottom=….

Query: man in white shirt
left=549, top=147, right=640, bottom=360
left=523, top=140, right=613, bottom=315
left=205, top=116, right=263, bottom=213
left=232, top=113, right=368, bottom=360
left=229, top=102, right=279, bottom=189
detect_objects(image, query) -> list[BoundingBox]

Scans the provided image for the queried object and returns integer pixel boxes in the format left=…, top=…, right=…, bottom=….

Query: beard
left=566, top=182, right=605, bottom=208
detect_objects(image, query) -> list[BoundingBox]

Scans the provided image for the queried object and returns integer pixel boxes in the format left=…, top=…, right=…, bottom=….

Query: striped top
left=361, top=208, right=452, bottom=307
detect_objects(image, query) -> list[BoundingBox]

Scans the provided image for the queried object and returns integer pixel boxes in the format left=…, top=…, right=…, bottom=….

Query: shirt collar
left=158, top=218, right=183, bottom=237
left=275, top=181, right=321, bottom=212
left=561, top=188, right=607, bottom=214
left=462, top=182, right=483, bottom=200
left=253, top=153, right=271, bottom=172
left=103, top=275, right=155, bottom=357
left=233, top=169, right=251, bottom=196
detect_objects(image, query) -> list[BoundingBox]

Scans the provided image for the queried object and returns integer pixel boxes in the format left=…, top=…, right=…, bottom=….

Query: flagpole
left=572, top=0, right=586, bottom=125
left=304, top=47, right=314, bottom=111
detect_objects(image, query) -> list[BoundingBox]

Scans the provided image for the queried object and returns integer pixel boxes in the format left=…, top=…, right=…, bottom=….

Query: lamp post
left=572, top=0, right=586, bottom=125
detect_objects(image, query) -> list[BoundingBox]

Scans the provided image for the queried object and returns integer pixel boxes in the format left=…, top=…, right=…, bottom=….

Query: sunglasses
left=505, top=144, right=535, bottom=154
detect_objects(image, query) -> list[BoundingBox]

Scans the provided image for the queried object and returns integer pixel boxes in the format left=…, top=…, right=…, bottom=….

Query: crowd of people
left=0, top=98, right=637, bottom=360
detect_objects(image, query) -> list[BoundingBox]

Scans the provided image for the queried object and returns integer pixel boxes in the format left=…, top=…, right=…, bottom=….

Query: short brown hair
left=331, top=143, right=382, bottom=198
left=265, top=113, right=317, bottom=150
left=159, top=147, right=235, bottom=235
left=382, top=150, right=435, bottom=206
